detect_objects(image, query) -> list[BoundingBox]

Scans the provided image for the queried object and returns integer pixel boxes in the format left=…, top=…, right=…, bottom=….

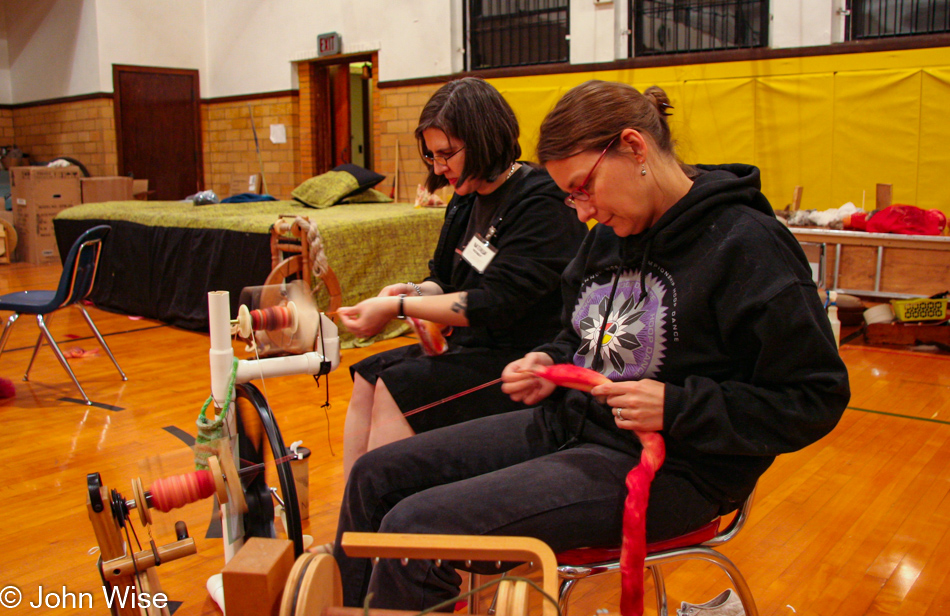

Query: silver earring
left=641, top=164, right=647, bottom=176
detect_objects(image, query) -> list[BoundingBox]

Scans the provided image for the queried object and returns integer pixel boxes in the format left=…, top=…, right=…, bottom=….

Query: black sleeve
left=664, top=220, right=850, bottom=456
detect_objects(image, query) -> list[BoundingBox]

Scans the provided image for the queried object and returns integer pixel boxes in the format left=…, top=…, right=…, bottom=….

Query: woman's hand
left=378, top=283, right=415, bottom=298
left=501, top=352, right=556, bottom=406
left=337, top=296, right=399, bottom=338
left=590, top=379, right=666, bottom=432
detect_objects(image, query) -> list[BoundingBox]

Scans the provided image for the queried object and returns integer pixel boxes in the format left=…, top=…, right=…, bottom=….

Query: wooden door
left=311, top=65, right=352, bottom=173
left=113, top=65, right=203, bottom=201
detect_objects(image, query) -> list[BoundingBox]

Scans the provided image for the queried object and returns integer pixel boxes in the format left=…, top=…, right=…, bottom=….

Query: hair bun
left=643, top=86, right=673, bottom=117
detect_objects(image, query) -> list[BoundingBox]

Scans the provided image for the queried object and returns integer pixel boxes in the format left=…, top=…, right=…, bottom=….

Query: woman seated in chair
left=329, top=80, right=851, bottom=611
left=336, top=77, right=588, bottom=479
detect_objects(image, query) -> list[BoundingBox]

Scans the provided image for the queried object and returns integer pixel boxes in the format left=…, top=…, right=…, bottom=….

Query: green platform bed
left=54, top=200, right=444, bottom=342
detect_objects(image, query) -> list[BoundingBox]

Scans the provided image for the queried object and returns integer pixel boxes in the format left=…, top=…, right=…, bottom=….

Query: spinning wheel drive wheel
left=234, top=382, right=304, bottom=556
left=264, top=255, right=343, bottom=320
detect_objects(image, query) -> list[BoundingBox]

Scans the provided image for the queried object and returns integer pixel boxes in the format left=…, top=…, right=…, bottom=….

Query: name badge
left=460, top=233, right=498, bottom=273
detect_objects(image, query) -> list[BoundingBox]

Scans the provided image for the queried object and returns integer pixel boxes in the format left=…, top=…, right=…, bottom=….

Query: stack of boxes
left=8, top=170, right=135, bottom=265
left=10, top=166, right=82, bottom=265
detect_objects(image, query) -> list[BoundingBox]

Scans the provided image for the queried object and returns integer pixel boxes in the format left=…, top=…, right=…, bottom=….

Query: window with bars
left=631, top=0, right=769, bottom=56
left=466, top=0, right=569, bottom=70
left=846, top=0, right=949, bottom=39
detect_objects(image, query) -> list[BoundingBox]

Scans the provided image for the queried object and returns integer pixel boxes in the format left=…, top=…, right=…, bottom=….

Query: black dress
left=350, top=165, right=589, bottom=432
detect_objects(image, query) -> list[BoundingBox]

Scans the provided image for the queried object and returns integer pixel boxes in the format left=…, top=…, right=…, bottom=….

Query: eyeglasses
left=423, top=145, right=465, bottom=167
left=564, top=136, right=619, bottom=209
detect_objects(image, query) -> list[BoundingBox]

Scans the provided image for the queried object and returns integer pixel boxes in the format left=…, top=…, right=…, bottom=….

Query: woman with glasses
left=328, top=79, right=849, bottom=611
left=335, top=77, right=587, bottom=482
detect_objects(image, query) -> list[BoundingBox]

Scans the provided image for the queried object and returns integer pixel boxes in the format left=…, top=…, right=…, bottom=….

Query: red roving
left=150, top=470, right=216, bottom=512
left=532, top=363, right=610, bottom=392
left=534, top=363, right=666, bottom=616
left=620, top=431, right=666, bottom=616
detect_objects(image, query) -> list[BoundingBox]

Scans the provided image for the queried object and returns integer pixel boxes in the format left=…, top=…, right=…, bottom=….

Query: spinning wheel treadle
left=234, top=382, right=304, bottom=556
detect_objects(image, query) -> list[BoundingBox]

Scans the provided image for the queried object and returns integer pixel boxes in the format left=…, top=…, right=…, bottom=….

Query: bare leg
left=343, top=374, right=377, bottom=481
left=366, top=378, right=415, bottom=453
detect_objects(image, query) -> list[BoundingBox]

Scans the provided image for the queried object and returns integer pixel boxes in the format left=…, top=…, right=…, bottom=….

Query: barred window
left=631, top=0, right=769, bottom=56
left=847, top=0, right=950, bottom=39
left=466, top=0, right=570, bottom=70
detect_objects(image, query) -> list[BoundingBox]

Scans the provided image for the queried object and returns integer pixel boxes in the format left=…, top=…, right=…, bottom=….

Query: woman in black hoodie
left=328, top=80, right=850, bottom=610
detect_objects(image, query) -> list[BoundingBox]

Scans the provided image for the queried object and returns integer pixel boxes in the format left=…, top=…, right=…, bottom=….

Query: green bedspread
left=56, top=200, right=446, bottom=346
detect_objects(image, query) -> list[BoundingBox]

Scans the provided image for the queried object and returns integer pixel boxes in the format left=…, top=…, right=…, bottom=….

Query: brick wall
left=202, top=95, right=299, bottom=200
left=11, top=98, right=117, bottom=177
left=0, top=109, right=14, bottom=148
left=373, top=84, right=445, bottom=204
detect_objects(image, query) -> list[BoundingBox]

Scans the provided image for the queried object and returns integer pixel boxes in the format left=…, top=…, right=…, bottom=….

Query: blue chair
left=0, top=224, right=127, bottom=404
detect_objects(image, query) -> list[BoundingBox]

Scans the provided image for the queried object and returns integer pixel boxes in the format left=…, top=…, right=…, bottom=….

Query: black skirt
left=350, top=341, right=529, bottom=433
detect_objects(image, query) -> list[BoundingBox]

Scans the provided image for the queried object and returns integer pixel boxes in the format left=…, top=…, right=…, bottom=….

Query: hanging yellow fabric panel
left=675, top=78, right=755, bottom=167
left=831, top=69, right=921, bottom=209
left=918, top=69, right=950, bottom=212
left=754, top=74, right=835, bottom=210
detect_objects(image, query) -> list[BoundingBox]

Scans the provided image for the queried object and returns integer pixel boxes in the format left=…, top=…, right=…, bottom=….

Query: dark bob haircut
left=415, top=77, right=521, bottom=193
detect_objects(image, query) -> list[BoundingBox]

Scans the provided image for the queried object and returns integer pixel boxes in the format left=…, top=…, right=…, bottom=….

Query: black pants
left=332, top=408, right=720, bottom=611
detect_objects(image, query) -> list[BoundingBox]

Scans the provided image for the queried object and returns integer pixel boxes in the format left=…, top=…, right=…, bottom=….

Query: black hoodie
left=534, top=164, right=850, bottom=511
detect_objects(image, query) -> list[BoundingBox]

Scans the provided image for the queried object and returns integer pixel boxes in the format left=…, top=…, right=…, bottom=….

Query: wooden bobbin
left=210, top=444, right=249, bottom=515
left=131, top=476, right=153, bottom=527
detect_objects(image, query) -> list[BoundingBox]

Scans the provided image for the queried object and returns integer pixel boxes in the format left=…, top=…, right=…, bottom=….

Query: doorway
left=305, top=52, right=375, bottom=175
left=113, top=65, right=203, bottom=200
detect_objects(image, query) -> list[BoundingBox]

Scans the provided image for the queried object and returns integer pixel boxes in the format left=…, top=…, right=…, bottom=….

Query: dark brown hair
left=415, top=77, right=521, bottom=193
left=536, top=80, right=677, bottom=166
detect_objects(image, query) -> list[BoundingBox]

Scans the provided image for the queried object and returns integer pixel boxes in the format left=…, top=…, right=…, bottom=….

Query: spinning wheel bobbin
left=128, top=449, right=248, bottom=528
left=234, top=302, right=300, bottom=340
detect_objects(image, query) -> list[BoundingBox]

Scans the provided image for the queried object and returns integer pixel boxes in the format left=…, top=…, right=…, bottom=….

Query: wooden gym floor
left=1, top=260, right=950, bottom=616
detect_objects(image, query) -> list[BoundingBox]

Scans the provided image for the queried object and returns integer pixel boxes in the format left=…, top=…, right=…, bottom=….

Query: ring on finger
left=614, top=407, right=623, bottom=419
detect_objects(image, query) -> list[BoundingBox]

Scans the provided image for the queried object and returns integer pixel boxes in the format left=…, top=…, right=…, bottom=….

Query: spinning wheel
left=234, top=382, right=305, bottom=556
left=266, top=216, right=343, bottom=320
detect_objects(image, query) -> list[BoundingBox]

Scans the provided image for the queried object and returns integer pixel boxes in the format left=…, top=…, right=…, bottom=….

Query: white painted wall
left=94, top=0, right=207, bottom=93
left=0, top=0, right=861, bottom=104
left=0, top=4, right=13, bottom=105
left=771, top=0, right=835, bottom=48
left=570, top=0, right=622, bottom=65
left=3, top=0, right=101, bottom=103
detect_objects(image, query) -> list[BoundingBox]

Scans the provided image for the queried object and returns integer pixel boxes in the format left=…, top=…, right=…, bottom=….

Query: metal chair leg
left=649, top=565, right=669, bottom=616
left=0, top=313, right=20, bottom=359
left=34, top=314, right=91, bottom=405
left=558, top=578, right=579, bottom=616
left=77, top=304, right=127, bottom=380
left=23, top=313, right=49, bottom=380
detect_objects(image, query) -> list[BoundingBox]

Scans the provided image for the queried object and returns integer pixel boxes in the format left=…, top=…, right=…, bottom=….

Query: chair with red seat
left=556, top=487, right=757, bottom=616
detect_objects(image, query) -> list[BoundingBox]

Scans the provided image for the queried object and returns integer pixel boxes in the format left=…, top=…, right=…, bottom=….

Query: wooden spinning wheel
left=266, top=216, right=343, bottom=320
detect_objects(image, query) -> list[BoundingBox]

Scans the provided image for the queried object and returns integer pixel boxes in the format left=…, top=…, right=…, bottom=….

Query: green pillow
left=291, top=171, right=361, bottom=209
left=339, top=188, right=394, bottom=204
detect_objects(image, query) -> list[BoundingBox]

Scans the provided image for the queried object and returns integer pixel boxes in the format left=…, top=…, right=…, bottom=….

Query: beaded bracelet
left=406, top=281, right=424, bottom=296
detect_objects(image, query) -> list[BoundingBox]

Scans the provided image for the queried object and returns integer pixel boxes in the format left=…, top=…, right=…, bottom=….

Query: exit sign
left=318, top=32, right=341, bottom=57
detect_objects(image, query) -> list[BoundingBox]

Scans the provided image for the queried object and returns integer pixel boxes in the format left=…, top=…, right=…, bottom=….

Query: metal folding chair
left=0, top=224, right=126, bottom=404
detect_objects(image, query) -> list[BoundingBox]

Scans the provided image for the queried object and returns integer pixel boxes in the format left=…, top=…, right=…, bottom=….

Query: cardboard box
left=11, top=166, right=81, bottom=264
left=81, top=176, right=134, bottom=203
left=230, top=173, right=261, bottom=195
